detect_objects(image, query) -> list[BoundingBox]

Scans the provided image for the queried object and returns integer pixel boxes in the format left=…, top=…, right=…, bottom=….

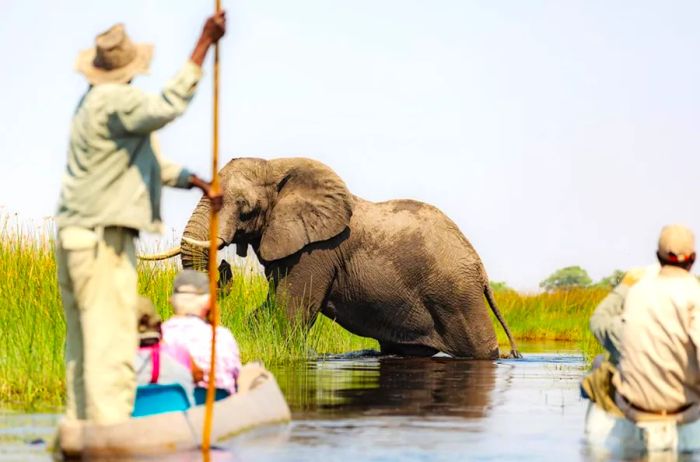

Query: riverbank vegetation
left=1, top=215, right=605, bottom=410
left=490, top=287, right=605, bottom=359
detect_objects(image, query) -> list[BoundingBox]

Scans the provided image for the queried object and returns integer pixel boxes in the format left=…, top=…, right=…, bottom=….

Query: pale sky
left=1, top=1, right=699, bottom=291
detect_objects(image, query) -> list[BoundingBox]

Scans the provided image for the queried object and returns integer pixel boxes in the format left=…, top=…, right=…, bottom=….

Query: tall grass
left=0, top=215, right=378, bottom=410
left=0, top=215, right=64, bottom=410
left=0, top=213, right=606, bottom=410
left=137, top=260, right=378, bottom=364
left=491, top=288, right=607, bottom=360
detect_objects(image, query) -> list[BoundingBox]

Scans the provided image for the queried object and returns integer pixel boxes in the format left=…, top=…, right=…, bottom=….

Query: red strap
left=150, top=343, right=161, bottom=384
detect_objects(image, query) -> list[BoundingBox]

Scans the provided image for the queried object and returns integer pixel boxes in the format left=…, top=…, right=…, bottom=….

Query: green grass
left=0, top=213, right=605, bottom=410
left=0, top=215, right=65, bottom=410
left=0, top=215, right=378, bottom=410
left=491, top=288, right=606, bottom=361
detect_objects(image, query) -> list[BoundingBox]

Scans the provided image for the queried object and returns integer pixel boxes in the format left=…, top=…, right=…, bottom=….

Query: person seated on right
left=612, top=224, right=700, bottom=417
left=161, top=270, right=241, bottom=397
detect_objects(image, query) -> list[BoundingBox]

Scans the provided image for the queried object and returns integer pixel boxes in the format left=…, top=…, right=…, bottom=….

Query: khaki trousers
left=56, top=226, right=138, bottom=425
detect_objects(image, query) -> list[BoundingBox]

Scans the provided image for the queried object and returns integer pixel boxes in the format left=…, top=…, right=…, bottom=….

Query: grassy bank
left=0, top=216, right=605, bottom=410
left=0, top=218, right=378, bottom=410
left=491, top=288, right=606, bottom=360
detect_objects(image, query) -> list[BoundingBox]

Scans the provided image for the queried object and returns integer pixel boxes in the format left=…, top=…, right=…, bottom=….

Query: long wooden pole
left=202, top=0, right=222, bottom=452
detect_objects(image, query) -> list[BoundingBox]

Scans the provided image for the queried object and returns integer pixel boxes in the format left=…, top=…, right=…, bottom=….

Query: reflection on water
left=0, top=412, right=57, bottom=462
left=2, top=348, right=666, bottom=462
left=273, top=357, right=497, bottom=420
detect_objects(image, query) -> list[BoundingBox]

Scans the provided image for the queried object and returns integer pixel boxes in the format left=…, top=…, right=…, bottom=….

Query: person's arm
left=113, top=11, right=226, bottom=135
left=190, top=10, right=226, bottom=67
left=221, top=329, right=241, bottom=381
left=151, top=134, right=191, bottom=188
left=589, top=266, right=658, bottom=362
left=150, top=134, right=223, bottom=210
left=188, top=175, right=223, bottom=212
left=190, top=356, right=205, bottom=383
left=589, top=284, right=628, bottom=363
left=687, top=285, right=700, bottom=369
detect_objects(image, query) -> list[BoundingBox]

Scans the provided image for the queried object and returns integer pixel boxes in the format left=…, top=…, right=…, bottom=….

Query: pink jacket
left=162, top=316, right=241, bottom=394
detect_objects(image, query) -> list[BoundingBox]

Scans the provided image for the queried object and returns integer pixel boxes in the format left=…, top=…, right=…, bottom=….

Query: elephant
left=143, top=157, right=520, bottom=359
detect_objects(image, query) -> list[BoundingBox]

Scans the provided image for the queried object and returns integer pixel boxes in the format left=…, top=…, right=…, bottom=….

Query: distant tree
left=595, top=269, right=625, bottom=289
left=539, top=266, right=592, bottom=292
left=490, top=281, right=514, bottom=293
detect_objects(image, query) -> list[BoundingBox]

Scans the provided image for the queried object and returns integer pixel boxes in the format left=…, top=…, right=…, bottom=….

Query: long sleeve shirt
left=612, top=266, right=700, bottom=412
left=161, top=316, right=241, bottom=395
left=589, top=264, right=660, bottom=364
left=56, top=61, right=203, bottom=233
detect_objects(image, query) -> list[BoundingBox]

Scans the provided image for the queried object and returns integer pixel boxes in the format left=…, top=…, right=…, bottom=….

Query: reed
left=0, top=215, right=377, bottom=410
left=492, top=288, right=606, bottom=360
left=0, top=213, right=606, bottom=409
left=0, top=215, right=65, bottom=409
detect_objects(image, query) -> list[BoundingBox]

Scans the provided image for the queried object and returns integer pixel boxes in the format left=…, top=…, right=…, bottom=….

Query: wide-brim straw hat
left=75, top=23, right=153, bottom=85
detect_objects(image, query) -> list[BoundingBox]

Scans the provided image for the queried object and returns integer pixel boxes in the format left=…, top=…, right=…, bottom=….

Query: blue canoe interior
left=131, top=384, right=230, bottom=418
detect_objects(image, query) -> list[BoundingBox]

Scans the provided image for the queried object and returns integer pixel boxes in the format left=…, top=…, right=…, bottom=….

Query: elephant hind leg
left=380, top=342, right=438, bottom=357
left=444, top=320, right=500, bottom=360
left=428, top=293, right=500, bottom=360
left=462, top=344, right=500, bottom=360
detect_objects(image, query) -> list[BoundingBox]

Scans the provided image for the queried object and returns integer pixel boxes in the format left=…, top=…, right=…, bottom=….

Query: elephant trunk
left=181, top=197, right=213, bottom=271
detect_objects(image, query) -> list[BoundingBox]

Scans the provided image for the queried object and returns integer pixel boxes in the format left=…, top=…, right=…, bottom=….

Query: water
left=0, top=343, right=661, bottom=461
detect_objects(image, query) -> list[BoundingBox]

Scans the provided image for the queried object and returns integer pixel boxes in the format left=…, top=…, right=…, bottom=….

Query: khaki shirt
left=56, top=61, right=203, bottom=233
left=589, top=264, right=660, bottom=364
left=612, top=266, right=700, bottom=412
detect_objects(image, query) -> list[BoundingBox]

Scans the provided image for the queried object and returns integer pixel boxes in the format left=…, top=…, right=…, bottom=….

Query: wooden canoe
left=585, top=402, right=700, bottom=454
left=58, top=363, right=291, bottom=458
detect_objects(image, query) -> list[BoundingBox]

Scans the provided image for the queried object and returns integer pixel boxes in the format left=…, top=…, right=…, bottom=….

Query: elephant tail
left=484, top=284, right=522, bottom=359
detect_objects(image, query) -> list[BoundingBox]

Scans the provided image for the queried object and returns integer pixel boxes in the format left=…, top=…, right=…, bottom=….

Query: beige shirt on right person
left=613, top=266, right=700, bottom=412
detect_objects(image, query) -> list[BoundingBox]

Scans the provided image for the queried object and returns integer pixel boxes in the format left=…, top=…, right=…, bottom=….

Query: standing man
left=56, top=12, right=226, bottom=425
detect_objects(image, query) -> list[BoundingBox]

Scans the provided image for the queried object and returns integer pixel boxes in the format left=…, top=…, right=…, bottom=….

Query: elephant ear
left=259, top=160, right=353, bottom=261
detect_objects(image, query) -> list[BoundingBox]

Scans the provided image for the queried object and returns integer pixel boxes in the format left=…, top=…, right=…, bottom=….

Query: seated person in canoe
left=162, top=270, right=241, bottom=397
left=583, top=224, right=700, bottom=453
left=134, top=297, right=198, bottom=404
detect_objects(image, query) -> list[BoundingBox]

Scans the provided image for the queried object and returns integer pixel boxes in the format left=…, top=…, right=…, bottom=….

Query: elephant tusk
left=137, top=246, right=182, bottom=261
left=182, top=236, right=226, bottom=249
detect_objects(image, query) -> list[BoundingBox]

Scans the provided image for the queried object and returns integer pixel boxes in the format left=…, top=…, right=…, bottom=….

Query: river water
left=0, top=343, right=674, bottom=461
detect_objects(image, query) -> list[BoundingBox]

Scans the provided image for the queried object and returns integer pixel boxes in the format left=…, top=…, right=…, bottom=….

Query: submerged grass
left=0, top=214, right=605, bottom=410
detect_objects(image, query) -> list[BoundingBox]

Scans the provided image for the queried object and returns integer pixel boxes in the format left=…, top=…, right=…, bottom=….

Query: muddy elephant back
left=353, top=198, right=485, bottom=271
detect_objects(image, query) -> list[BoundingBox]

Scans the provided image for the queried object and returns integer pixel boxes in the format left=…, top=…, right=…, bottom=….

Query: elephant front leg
left=268, top=266, right=334, bottom=329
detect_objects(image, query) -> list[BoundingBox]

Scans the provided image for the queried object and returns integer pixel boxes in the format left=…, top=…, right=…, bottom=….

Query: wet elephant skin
left=180, top=157, right=519, bottom=359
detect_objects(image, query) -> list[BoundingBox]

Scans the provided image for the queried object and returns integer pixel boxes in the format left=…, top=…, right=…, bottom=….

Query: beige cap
left=658, top=224, right=695, bottom=263
left=75, top=23, right=153, bottom=85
